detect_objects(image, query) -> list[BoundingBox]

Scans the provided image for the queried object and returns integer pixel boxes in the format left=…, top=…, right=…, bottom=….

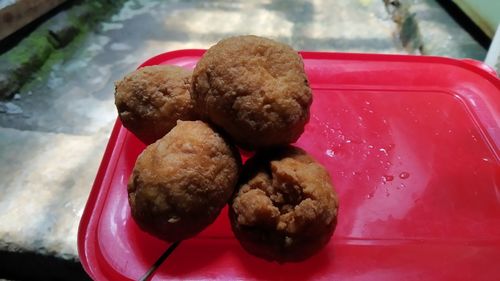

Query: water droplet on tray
left=399, top=172, right=410, bottom=179
left=366, top=193, right=373, bottom=199
left=379, top=148, right=388, bottom=156
left=383, top=175, right=394, bottom=182
left=325, top=149, right=335, bottom=157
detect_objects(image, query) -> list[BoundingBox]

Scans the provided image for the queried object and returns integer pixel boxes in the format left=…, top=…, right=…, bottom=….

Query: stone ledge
left=0, top=127, right=108, bottom=280
left=0, top=0, right=126, bottom=100
left=0, top=0, right=66, bottom=41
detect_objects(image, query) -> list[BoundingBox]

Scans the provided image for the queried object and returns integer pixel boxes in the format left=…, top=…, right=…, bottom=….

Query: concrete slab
left=0, top=0, right=404, bottom=134
left=0, top=127, right=107, bottom=259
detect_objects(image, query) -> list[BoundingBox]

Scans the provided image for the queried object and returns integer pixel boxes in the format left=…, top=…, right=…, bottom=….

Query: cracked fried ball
left=115, top=65, right=196, bottom=144
left=128, top=120, right=241, bottom=242
left=192, top=35, right=312, bottom=149
left=229, top=146, right=338, bottom=261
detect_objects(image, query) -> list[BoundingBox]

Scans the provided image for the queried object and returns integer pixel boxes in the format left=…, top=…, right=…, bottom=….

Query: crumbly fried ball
left=115, top=65, right=196, bottom=143
left=128, top=120, right=241, bottom=242
left=192, top=35, right=312, bottom=149
left=230, top=146, right=338, bottom=261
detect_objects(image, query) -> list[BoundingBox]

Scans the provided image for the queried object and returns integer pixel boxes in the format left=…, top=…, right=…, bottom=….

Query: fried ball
left=128, top=120, right=241, bottom=242
left=229, top=146, right=338, bottom=261
left=115, top=65, right=196, bottom=144
left=192, top=35, right=312, bottom=149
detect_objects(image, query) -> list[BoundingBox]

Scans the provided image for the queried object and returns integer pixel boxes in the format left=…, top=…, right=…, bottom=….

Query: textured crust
left=230, top=146, right=339, bottom=261
left=115, top=65, right=196, bottom=143
left=128, top=120, right=241, bottom=242
left=192, top=35, right=312, bottom=149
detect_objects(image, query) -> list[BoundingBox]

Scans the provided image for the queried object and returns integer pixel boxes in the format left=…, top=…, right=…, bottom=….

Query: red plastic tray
left=78, top=50, right=500, bottom=281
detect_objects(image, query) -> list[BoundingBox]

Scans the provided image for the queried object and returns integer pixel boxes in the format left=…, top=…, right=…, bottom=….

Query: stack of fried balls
left=115, top=35, right=339, bottom=262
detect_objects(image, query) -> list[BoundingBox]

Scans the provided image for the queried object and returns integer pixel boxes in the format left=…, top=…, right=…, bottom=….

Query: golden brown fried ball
left=192, top=35, right=312, bottom=149
left=229, top=146, right=338, bottom=261
left=115, top=65, right=196, bottom=144
left=128, top=120, right=241, bottom=242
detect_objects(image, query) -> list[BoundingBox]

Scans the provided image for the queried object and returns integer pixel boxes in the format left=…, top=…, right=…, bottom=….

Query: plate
left=78, top=50, right=500, bottom=280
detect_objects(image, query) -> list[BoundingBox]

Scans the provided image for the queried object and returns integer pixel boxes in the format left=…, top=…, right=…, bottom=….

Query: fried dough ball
left=128, top=120, right=241, bottom=242
left=229, top=146, right=338, bottom=261
left=192, top=35, right=312, bottom=149
left=115, top=65, right=196, bottom=144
